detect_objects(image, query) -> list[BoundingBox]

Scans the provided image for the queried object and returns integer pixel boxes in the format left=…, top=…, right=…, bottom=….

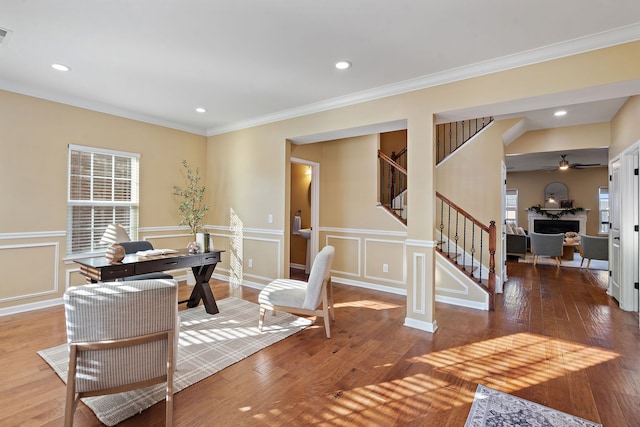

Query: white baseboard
left=0, top=297, right=63, bottom=317
left=404, top=317, right=438, bottom=333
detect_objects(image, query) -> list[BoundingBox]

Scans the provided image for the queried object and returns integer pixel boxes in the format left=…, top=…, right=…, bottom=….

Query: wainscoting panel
left=364, top=238, right=405, bottom=284
left=412, top=252, right=427, bottom=315
left=325, top=235, right=361, bottom=277
left=0, top=242, right=59, bottom=303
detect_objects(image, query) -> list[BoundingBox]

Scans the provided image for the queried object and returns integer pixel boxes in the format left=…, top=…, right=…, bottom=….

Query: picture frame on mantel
left=560, top=200, right=574, bottom=209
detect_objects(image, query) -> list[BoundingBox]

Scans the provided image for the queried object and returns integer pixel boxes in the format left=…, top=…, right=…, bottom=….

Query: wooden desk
left=74, top=249, right=224, bottom=314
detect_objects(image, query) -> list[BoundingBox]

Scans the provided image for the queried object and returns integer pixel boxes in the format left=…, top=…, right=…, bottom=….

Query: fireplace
left=533, top=219, right=580, bottom=234
left=527, top=209, right=588, bottom=235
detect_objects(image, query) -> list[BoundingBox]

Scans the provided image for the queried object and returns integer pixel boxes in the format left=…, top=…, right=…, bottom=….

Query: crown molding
left=207, top=23, right=640, bottom=136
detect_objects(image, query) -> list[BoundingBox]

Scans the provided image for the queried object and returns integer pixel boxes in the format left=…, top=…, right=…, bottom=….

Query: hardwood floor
left=1, top=262, right=639, bottom=426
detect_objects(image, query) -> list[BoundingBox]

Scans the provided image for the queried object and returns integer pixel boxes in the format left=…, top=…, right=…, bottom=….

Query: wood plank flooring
left=1, top=262, right=639, bottom=426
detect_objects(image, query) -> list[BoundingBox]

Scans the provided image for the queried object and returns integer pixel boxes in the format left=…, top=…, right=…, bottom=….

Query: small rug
left=38, top=297, right=312, bottom=426
left=465, top=384, right=602, bottom=427
left=518, top=252, right=608, bottom=270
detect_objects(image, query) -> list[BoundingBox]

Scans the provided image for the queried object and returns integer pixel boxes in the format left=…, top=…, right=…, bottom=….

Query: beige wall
left=610, top=95, right=640, bottom=158
left=506, top=122, right=610, bottom=155
left=206, top=42, right=640, bottom=329
left=507, top=167, right=608, bottom=235
left=4, top=41, right=640, bottom=325
left=380, top=130, right=407, bottom=157
left=0, top=90, right=206, bottom=310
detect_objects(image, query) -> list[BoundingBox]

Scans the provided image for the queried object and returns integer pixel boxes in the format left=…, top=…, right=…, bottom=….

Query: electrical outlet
left=248, top=259, right=253, bottom=268
left=268, top=214, right=273, bottom=223
left=382, top=264, right=388, bottom=273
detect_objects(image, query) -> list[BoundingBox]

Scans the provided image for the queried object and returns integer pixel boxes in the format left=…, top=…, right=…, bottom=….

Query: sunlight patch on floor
left=334, top=299, right=402, bottom=310
left=249, top=332, right=619, bottom=425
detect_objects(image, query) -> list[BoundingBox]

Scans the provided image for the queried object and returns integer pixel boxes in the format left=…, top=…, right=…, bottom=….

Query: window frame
left=598, top=186, right=610, bottom=235
left=67, top=144, right=140, bottom=258
left=505, top=189, right=518, bottom=227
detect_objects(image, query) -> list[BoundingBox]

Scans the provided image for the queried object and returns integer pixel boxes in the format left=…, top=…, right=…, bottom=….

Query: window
left=67, top=145, right=139, bottom=256
left=598, top=186, right=609, bottom=234
left=505, top=189, right=518, bottom=226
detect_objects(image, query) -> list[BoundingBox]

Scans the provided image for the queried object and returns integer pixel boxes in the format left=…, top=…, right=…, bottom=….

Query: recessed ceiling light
left=335, top=61, right=351, bottom=70
left=51, top=63, right=71, bottom=72
left=554, top=110, right=567, bottom=117
left=195, top=107, right=207, bottom=113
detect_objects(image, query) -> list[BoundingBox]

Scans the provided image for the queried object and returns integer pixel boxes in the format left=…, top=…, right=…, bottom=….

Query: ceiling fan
left=541, top=154, right=604, bottom=171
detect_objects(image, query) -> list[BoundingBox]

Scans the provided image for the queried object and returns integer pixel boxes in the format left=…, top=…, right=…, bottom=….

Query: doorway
left=290, top=158, right=319, bottom=276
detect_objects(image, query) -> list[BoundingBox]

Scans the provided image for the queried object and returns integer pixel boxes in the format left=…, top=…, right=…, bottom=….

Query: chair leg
left=586, top=259, right=592, bottom=270
left=166, top=330, right=174, bottom=427
left=328, top=278, right=335, bottom=321
left=321, top=281, right=331, bottom=338
left=258, top=307, right=266, bottom=331
left=533, top=254, right=538, bottom=266
left=64, top=345, right=79, bottom=427
left=555, top=256, right=561, bottom=267
left=580, top=257, right=585, bottom=267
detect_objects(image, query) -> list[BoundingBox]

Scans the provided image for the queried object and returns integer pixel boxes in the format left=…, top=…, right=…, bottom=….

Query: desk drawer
left=200, top=252, right=221, bottom=264
left=100, top=264, right=135, bottom=280
left=135, top=258, right=185, bottom=274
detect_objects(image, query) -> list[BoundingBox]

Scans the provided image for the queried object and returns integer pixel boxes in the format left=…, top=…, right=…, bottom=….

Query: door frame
left=291, top=157, right=320, bottom=268
left=611, top=139, right=640, bottom=312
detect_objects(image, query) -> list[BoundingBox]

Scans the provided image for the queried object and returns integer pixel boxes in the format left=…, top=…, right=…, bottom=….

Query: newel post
left=488, top=220, right=496, bottom=310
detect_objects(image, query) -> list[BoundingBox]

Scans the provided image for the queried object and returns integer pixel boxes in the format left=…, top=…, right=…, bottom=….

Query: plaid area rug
left=465, top=384, right=602, bottom=427
left=38, top=297, right=312, bottom=426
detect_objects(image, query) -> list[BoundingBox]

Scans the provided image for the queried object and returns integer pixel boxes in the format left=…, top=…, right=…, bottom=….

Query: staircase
left=435, top=116, right=496, bottom=310
left=436, top=192, right=496, bottom=310
left=377, top=117, right=497, bottom=310
left=378, top=148, right=407, bottom=224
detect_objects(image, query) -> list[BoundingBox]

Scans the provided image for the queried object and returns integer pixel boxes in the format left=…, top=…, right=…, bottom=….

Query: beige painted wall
left=206, top=41, right=640, bottom=329
left=506, top=122, right=610, bottom=155
left=0, top=90, right=206, bottom=310
left=506, top=167, right=608, bottom=235
left=4, top=41, right=640, bottom=325
left=610, top=95, right=640, bottom=158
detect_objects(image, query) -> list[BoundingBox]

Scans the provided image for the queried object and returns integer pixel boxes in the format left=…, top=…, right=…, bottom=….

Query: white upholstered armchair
left=259, top=245, right=335, bottom=338
left=63, top=279, right=179, bottom=427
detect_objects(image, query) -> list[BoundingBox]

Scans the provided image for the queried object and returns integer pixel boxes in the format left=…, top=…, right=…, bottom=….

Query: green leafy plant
left=173, top=160, right=210, bottom=239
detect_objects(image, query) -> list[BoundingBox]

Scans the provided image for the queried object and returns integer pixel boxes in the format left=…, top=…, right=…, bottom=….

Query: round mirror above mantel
left=544, top=182, right=569, bottom=208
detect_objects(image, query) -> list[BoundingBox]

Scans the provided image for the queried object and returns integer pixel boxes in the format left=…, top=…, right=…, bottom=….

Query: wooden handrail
left=378, top=150, right=407, bottom=175
left=436, top=191, right=496, bottom=310
left=435, top=191, right=489, bottom=232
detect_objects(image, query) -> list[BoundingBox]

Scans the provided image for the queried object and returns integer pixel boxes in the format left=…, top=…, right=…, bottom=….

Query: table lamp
left=100, top=224, right=131, bottom=262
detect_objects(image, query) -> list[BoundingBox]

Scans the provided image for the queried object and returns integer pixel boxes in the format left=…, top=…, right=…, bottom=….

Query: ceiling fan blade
left=570, top=163, right=604, bottom=169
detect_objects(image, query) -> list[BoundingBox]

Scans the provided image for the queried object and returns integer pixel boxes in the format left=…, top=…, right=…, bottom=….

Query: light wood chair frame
left=64, top=329, right=175, bottom=427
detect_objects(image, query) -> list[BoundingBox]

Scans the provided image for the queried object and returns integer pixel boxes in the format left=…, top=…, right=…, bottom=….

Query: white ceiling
left=2, top=1, right=640, bottom=138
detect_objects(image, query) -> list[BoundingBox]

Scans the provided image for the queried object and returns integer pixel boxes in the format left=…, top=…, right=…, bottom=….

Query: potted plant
left=173, top=160, right=210, bottom=252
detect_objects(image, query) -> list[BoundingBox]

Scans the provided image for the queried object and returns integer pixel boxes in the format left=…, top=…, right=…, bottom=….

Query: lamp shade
left=99, top=224, right=131, bottom=245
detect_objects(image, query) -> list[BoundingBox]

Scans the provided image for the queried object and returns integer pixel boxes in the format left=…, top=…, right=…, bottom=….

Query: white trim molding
left=404, top=317, right=438, bottom=333
left=0, top=241, right=60, bottom=303
left=0, top=230, right=66, bottom=240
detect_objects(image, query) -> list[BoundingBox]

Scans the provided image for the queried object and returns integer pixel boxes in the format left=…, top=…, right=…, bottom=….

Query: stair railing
left=435, top=191, right=496, bottom=310
left=378, top=150, right=407, bottom=224
left=436, top=117, right=493, bottom=164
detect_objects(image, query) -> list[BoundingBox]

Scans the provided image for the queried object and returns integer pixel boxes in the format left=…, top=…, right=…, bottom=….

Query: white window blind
left=505, top=189, right=518, bottom=226
left=598, top=186, right=610, bottom=234
left=67, top=145, right=139, bottom=256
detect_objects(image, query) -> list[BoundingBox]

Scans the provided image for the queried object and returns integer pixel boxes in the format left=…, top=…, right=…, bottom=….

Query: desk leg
left=185, top=264, right=219, bottom=314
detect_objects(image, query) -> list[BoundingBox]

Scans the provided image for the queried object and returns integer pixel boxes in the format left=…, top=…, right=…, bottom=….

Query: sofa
left=506, top=224, right=529, bottom=258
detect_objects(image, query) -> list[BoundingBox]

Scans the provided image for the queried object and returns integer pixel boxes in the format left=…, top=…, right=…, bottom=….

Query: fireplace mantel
left=527, top=209, right=590, bottom=235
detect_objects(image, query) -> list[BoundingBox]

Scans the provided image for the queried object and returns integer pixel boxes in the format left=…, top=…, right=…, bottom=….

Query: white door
left=610, top=159, right=621, bottom=302
left=633, top=151, right=639, bottom=313
left=501, top=161, right=507, bottom=291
